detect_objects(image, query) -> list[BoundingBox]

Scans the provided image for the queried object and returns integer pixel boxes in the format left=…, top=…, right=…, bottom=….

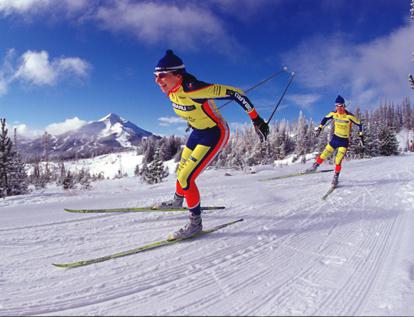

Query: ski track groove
left=2, top=196, right=323, bottom=315
left=310, top=169, right=407, bottom=315
left=1, top=177, right=354, bottom=315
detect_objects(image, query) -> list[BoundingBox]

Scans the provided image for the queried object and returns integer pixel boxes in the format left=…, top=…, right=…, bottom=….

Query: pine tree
left=0, top=118, right=12, bottom=198
left=134, top=164, right=140, bottom=176
left=8, top=150, right=29, bottom=196
left=77, top=168, right=92, bottom=190
left=62, top=170, right=76, bottom=190
left=56, top=161, right=66, bottom=186
left=42, top=132, right=52, bottom=184
left=31, top=160, right=48, bottom=190
left=378, top=126, right=399, bottom=156
left=0, top=119, right=29, bottom=197
left=141, top=148, right=168, bottom=184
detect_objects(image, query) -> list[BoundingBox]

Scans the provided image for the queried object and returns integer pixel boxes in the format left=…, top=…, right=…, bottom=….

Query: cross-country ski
left=53, top=218, right=243, bottom=268
left=321, top=186, right=337, bottom=200
left=259, top=169, right=334, bottom=181
left=64, top=206, right=226, bottom=213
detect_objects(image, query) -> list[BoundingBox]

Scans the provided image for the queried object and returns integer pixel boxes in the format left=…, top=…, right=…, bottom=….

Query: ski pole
left=218, top=66, right=289, bottom=110
left=266, top=71, right=296, bottom=124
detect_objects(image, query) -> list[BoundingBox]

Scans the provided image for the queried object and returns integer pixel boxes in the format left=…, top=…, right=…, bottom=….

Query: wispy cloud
left=0, top=0, right=92, bottom=17
left=11, top=123, right=42, bottom=139
left=0, top=0, right=50, bottom=15
left=10, top=117, right=88, bottom=138
left=0, top=74, right=7, bottom=96
left=158, top=116, right=187, bottom=127
left=45, top=117, right=87, bottom=135
left=286, top=93, right=322, bottom=110
left=93, top=1, right=240, bottom=52
left=0, top=49, right=90, bottom=94
left=282, top=23, right=414, bottom=107
left=0, top=0, right=242, bottom=53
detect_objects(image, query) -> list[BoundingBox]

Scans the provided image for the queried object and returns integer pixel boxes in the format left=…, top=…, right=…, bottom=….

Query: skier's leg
left=320, top=144, right=335, bottom=162
left=332, top=146, right=347, bottom=186
left=171, top=126, right=228, bottom=240
left=306, top=144, right=334, bottom=172
left=334, top=146, right=347, bottom=173
left=153, top=146, right=191, bottom=209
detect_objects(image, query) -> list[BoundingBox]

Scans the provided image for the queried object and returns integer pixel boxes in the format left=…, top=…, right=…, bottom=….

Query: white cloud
left=9, top=117, right=87, bottom=138
left=0, top=0, right=241, bottom=53
left=12, top=50, right=90, bottom=86
left=55, top=57, right=90, bottom=78
left=14, top=50, right=57, bottom=85
left=287, top=93, right=322, bottom=110
left=0, top=75, right=7, bottom=96
left=0, top=49, right=17, bottom=96
left=158, top=116, right=187, bottom=127
left=10, top=123, right=42, bottom=139
left=0, top=0, right=91, bottom=16
left=0, top=0, right=49, bottom=14
left=45, top=117, right=87, bottom=135
left=93, top=1, right=239, bottom=52
left=282, top=23, right=414, bottom=107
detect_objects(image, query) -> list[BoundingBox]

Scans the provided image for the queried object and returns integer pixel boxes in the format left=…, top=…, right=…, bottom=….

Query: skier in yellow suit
left=153, top=50, right=269, bottom=239
left=306, top=95, right=363, bottom=186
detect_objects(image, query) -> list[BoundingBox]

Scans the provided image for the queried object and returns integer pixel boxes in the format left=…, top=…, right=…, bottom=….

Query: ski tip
left=52, top=263, right=68, bottom=268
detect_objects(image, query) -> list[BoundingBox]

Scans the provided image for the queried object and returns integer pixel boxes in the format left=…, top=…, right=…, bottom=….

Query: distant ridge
left=18, top=113, right=156, bottom=161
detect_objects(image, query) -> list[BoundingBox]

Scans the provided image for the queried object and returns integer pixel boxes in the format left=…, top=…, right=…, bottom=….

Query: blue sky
left=0, top=0, right=413, bottom=137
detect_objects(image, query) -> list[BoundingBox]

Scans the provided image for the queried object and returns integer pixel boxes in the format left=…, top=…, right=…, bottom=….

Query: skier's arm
left=318, top=112, right=335, bottom=129
left=186, top=84, right=259, bottom=119
left=314, top=112, right=334, bottom=137
left=348, top=114, right=363, bottom=135
left=187, top=84, right=269, bottom=140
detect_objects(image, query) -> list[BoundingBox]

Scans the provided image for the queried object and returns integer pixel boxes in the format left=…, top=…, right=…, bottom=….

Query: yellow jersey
left=168, top=74, right=259, bottom=130
left=319, top=110, right=362, bottom=138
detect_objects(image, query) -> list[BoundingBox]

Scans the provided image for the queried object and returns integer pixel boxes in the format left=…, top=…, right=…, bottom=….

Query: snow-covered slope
left=1, top=154, right=414, bottom=315
left=33, top=150, right=177, bottom=179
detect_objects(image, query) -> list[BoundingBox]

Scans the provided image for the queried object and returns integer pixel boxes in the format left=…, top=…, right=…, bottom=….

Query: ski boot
left=305, top=162, right=319, bottom=173
left=168, top=213, right=203, bottom=240
left=153, top=194, right=184, bottom=210
left=332, top=172, right=339, bottom=187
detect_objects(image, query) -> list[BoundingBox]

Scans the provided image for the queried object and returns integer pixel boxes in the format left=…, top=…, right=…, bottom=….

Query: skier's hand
left=314, top=126, right=322, bottom=137
left=359, top=136, right=365, bottom=147
left=252, top=116, right=269, bottom=141
left=358, top=132, right=365, bottom=147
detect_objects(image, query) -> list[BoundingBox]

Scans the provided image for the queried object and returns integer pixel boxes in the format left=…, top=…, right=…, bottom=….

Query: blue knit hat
left=335, top=95, right=345, bottom=105
left=155, top=50, right=186, bottom=74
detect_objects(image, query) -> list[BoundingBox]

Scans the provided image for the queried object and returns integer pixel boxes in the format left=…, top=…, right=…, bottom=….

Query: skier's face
left=336, top=104, right=345, bottom=114
left=155, top=72, right=182, bottom=94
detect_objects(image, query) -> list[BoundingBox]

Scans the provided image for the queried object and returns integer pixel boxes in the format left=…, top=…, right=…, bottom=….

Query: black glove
left=252, top=116, right=269, bottom=141
left=314, top=126, right=322, bottom=137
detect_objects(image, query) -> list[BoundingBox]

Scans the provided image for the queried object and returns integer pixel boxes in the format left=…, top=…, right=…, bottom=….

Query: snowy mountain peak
left=19, top=113, right=156, bottom=160
left=99, top=113, right=126, bottom=125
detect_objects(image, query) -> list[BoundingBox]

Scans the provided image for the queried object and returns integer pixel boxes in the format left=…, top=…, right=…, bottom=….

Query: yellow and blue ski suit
left=167, top=73, right=261, bottom=214
left=316, top=110, right=363, bottom=173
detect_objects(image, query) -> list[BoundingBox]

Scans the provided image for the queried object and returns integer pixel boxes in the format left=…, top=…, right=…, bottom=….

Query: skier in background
left=305, top=95, right=363, bottom=187
left=153, top=50, right=269, bottom=240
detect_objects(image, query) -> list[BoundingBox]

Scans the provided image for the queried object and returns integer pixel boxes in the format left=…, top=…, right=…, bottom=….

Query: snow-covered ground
left=1, top=154, right=414, bottom=316
left=34, top=150, right=180, bottom=180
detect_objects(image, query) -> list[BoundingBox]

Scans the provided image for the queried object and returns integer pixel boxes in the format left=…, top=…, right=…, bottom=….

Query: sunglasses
left=335, top=103, right=345, bottom=107
left=154, top=71, right=175, bottom=79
